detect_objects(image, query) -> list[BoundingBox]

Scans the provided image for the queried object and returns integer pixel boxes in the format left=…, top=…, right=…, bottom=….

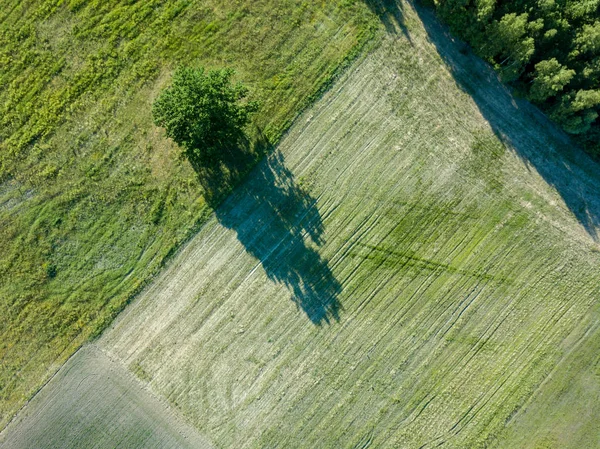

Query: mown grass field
left=92, top=2, right=600, bottom=448
left=0, top=0, right=379, bottom=428
left=496, top=316, right=600, bottom=449
left=0, top=344, right=213, bottom=448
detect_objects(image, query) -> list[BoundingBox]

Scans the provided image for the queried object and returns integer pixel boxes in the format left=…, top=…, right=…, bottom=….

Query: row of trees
left=434, top=0, right=600, bottom=155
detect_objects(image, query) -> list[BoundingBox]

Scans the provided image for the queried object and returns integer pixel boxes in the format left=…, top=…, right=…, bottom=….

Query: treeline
left=433, top=0, right=599, bottom=156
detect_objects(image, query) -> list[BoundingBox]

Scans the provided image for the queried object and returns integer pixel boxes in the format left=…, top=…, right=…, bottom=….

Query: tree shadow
left=407, top=2, right=600, bottom=240
left=364, top=0, right=411, bottom=41
left=193, top=136, right=341, bottom=325
left=189, top=129, right=267, bottom=208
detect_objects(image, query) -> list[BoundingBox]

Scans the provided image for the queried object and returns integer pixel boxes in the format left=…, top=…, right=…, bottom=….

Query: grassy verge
left=0, top=0, right=378, bottom=427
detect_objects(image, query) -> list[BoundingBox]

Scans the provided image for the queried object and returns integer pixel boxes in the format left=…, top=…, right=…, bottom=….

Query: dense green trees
left=529, top=58, right=575, bottom=102
left=152, top=66, right=258, bottom=168
left=434, top=0, right=600, bottom=155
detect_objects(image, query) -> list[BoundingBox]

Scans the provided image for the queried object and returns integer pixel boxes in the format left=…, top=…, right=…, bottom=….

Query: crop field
left=496, top=318, right=600, bottom=449
left=3, top=1, right=600, bottom=448
left=0, top=0, right=378, bottom=427
left=91, top=2, right=600, bottom=448
left=0, top=345, right=213, bottom=448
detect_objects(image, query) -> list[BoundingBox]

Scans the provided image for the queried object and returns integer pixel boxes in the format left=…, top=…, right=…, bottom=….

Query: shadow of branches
left=189, top=127, right=268, bottom=208
left=192, top=135, right=341, bottom=324
left=364, top=0, right=411, bottom=40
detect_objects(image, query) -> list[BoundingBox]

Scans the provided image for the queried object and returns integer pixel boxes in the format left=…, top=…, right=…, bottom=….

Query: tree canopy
left=152, top=66, right=258, bottom=168
left=434, top=0, right=600, bottom=156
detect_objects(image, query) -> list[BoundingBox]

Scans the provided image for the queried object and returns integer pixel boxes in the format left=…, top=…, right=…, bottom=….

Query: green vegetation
left=432, top=0, right=600, bottom=155
left=0, top=0, right=378, bottom=428
left=152, top=66, right=258, bottom=170
left=2, top=0, right=599, bottom=446
left=96, top=2, right=600, bottom=447
left=496, top=313, right=600, bottom=449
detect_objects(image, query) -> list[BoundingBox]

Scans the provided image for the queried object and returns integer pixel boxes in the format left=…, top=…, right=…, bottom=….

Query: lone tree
left=152, top=66, right=258, bottom=169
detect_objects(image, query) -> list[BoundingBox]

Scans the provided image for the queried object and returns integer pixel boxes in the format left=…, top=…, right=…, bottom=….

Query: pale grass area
left=0, top=345, right=213, bottom=449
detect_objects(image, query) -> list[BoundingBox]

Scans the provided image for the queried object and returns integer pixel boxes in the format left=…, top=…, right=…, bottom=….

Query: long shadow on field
left=190, top=131, right=263, bottom=208
left=364, top=0, right=411, bottom=40
left=212, top=149, right=341, bottom=325
left=411, top=3, right=600, bottom=240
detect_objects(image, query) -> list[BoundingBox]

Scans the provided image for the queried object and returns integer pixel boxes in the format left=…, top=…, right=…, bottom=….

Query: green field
left=496, top=315, right=600, bottom=449
left=0, top=345, right=213, bottom=448
left=96, top=2, right=599, bottom=447
left=2, top=0, right=600, bottom=447
left=0, top=0, right=377, bottom=427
